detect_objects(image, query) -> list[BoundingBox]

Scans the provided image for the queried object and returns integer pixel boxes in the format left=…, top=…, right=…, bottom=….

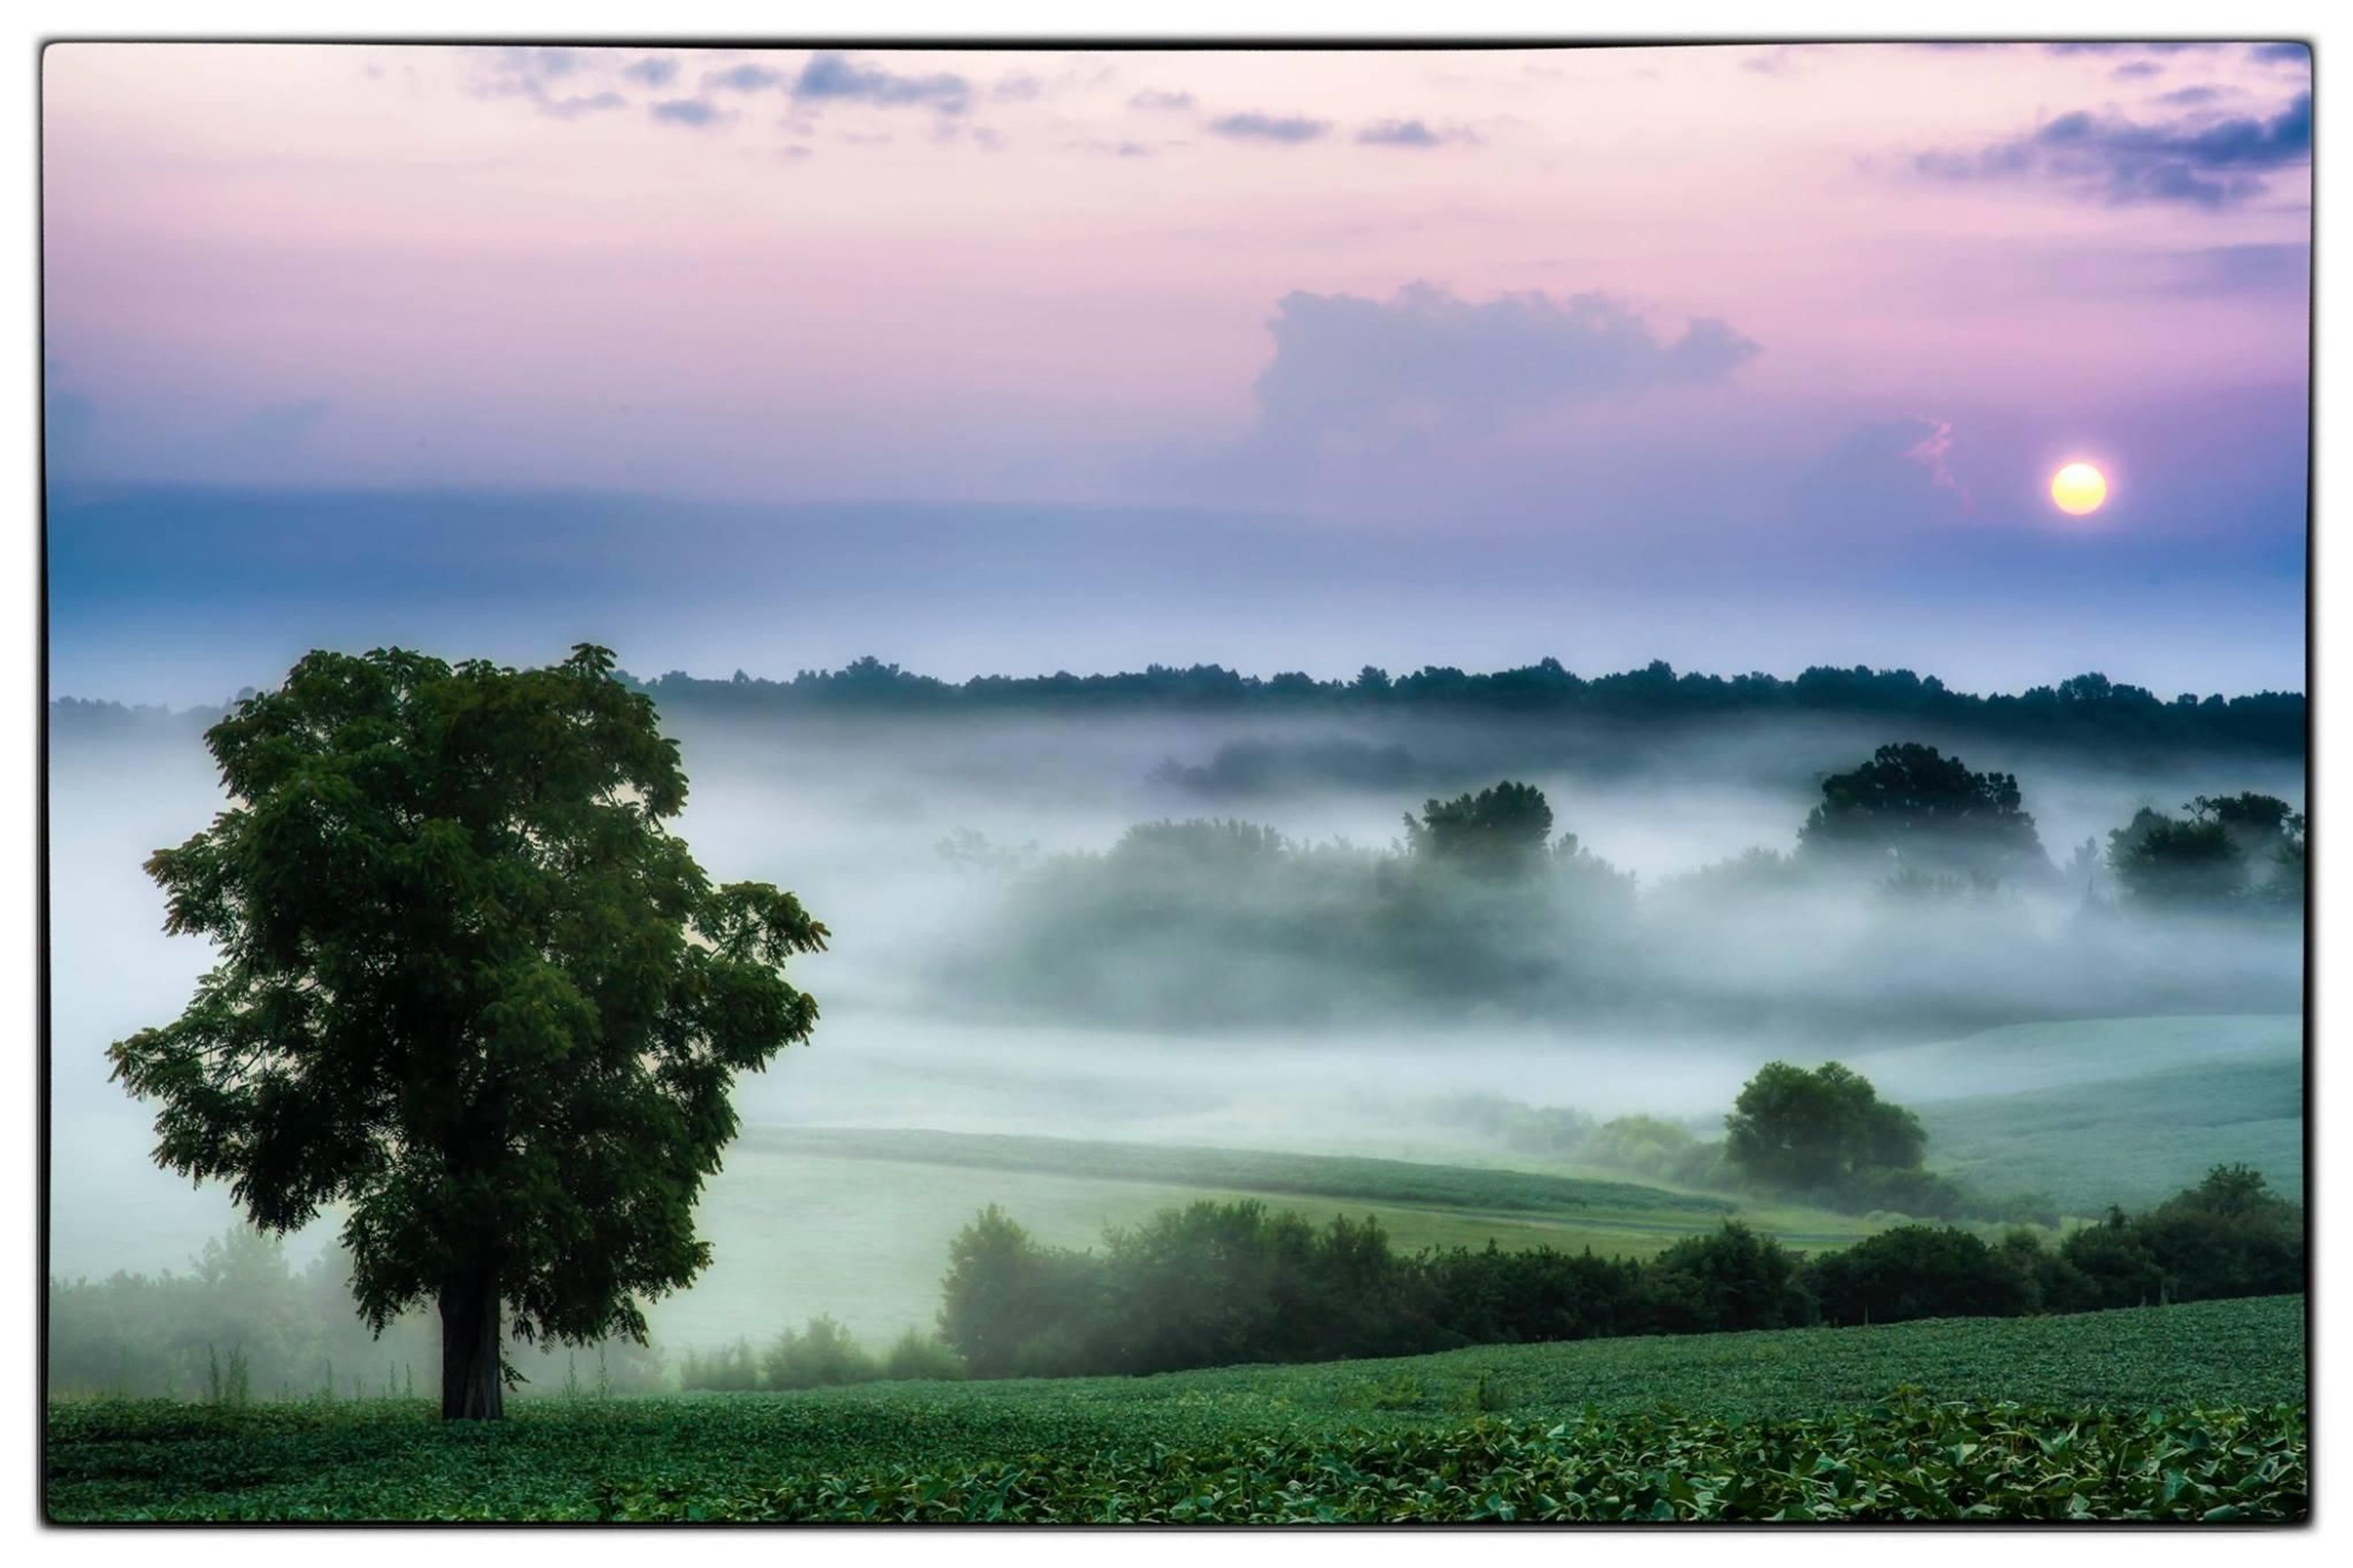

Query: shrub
left=763, top=1317, right=879, bottom=1390
left=881, top=1328, right=966, bottom=1382
left=1806, top=1226, right=2033, bottom=1328
left=679, top=1338, right=762, bottom=1393
left=1644, top=1223, right=1812, bottom=1333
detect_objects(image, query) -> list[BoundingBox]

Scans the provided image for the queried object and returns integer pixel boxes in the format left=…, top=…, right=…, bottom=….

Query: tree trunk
left=438, top=1268, right=506, bottom=1421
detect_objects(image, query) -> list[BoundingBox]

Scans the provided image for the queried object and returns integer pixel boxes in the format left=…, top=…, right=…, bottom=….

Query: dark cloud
left=1249, top=282, right=1759, bottom=447
left=1129, top=88, right=1195, bottom=111
left=792, top=51, right=971, bottom=114
left=1207, top=112, right=1330, bottom=145
left=2248, top=42, right=2311, bottom=66
left=623, top=56, right=678, bottom=88
left=1914, top=91, right=2309, bottom=209
left=2111, top=61, right=2164, bottom=81
left=705, top=63, right=786, bottom=93
left=1354, top=118, right=1477, bottom=149
left=2158, top=85, right=2225, bottom=107
left=650, top=97, right=726, bottom=129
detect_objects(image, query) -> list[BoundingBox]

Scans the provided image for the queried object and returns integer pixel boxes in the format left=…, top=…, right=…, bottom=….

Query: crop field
left=648, top=1127, right=1885, bottom=1349
left=48, top=1295, right=2305, bottom=1522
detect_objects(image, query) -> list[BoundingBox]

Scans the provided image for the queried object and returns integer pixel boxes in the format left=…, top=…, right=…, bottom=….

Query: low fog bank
left=47, top=702, right=2303, bottom=1290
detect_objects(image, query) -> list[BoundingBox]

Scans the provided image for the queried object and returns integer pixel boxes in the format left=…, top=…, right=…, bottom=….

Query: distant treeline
left=51, top=661, right=2306, bottom=756
left=635, top=661, right=2305, bottom=756
left=953, top=761, right=2305, bottom=1034
left=936, top=1166, right=2303, bottom=1381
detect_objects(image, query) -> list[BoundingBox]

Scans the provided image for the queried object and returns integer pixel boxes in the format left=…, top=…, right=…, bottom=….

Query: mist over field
left=49, top=678, right=2305, bottom=1362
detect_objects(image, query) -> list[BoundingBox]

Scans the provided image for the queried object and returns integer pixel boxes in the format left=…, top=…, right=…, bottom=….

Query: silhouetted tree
left=2110, top=810, right=2246, bottom=907
left=108, top=645, right=827, bottom=1420
left=1798, top=743, right=2047, bottom=884
left=1405, top=780, right=1555, bottom=880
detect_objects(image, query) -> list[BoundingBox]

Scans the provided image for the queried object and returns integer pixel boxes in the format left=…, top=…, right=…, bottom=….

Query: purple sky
left=42, top=43, right=2312, bottom=700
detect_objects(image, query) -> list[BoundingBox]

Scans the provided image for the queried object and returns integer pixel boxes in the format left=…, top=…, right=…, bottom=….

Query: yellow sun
left=2050, top=461, right=2108, bottom=517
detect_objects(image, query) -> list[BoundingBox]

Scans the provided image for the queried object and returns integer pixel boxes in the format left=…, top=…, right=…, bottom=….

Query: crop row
left=51, top=1393, right=2303, bottom=1523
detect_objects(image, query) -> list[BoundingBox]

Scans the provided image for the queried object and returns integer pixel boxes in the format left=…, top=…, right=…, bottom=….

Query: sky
left=41, top=42, right=2313, bottom=702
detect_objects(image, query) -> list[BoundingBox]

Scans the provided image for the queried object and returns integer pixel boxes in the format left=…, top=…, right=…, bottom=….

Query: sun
left=2050, top=461, right=2108, bottom=517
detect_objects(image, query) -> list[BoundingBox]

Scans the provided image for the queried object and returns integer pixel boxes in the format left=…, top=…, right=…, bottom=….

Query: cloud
left=650, top=97, right=727, bottom=129
left=792, top=51, right=972, bottom=114
left=623, top=56, right=678, bottom=88
left=2111, top=61, right=2164, bottom=81
left=538, top=91, right=624, bottom=121
left=992, top=72, right=1045, bottom=103
left=1207, top=112, right=1330, bottom=145
left=1248, top=282, right=1759, bottom=448
left=1129, top=88, right=1195, bottom=111
left=2155, top=242, right=2311, bottom=296
left=1790, top=416, right=1974, bottom=531
left=1355, top=118, right=1478, bottom=149
left=1743, top=47, right=1807, bottom=77
left=496, top=47, right=578, bottom=81
left=470, top=47, right=623, bottom=121
left=2158, top=85, right=2226, bottom=107
left=1914, top=91, right=2309, bottom=209
left=705, top=63, right=786, bottom=93
left=2042, top=42, right=2221, bottom=56
left=2248, top=42, right=2311, bottom=67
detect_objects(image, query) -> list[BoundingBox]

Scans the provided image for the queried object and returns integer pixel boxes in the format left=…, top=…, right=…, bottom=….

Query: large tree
left=108, top=645, right=826, bottom=1420
left=1797, top=742, right=2047, bottom=885
left=1722, top=1061, right=1927, bottom=1194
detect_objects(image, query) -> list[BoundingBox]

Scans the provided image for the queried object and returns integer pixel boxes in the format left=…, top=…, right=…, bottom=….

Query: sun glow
left=2050, top=462, right=2108, bottom=517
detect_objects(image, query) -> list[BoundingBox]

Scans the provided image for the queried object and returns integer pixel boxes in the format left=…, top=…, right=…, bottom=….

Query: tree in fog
left=1797, top=743, right=2047, bottom=884
left=2198, top=793, right=2306, bottom=907
left=2109, top=811, right=2245, bottom=907
left=1404, top=780, right=1555, bottom=880
left=108, top=644, right=827, bottom=1420
left=1722, top=1062, right=1926, bottom=1192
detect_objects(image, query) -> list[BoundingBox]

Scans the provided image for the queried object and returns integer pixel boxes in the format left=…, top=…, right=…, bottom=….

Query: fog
left=48, top=701, right=2304, bottom=1362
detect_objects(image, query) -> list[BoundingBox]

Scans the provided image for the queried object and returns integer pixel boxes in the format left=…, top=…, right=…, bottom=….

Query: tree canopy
left=1404, top=780, right=1555, bottom=880
left=1797, top=743, right=2048, bottom=885
left=108, top=644, right=827, bottom=1419
left=2108, top=793, right=2303, bottom=910
left=1722, top=1062, right=1927, bottom=1194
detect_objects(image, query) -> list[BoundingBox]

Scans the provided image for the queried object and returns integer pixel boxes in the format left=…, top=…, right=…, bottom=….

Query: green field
left=47, top=1295, right=2306, bottom=1522
left=650, top=1127, right=1886, bottom=1350
left=1921, top=1056, right=2303, bottom=1214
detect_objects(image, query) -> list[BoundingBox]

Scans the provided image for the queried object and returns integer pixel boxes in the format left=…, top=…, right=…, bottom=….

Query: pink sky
left=43, top=42, right=2311, bottom=513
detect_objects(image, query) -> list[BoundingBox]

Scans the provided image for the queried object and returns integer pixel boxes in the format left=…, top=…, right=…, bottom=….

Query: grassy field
left=651, top=1127, right=1886, bottom=1350
left=48, top=1295, right=2306, bottom=1522
left=1920, top=1055, right=2303, bottom=1214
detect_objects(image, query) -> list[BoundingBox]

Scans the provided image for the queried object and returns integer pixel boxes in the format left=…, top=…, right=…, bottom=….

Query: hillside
left=651, top=1127, right=1885, bottom=1350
